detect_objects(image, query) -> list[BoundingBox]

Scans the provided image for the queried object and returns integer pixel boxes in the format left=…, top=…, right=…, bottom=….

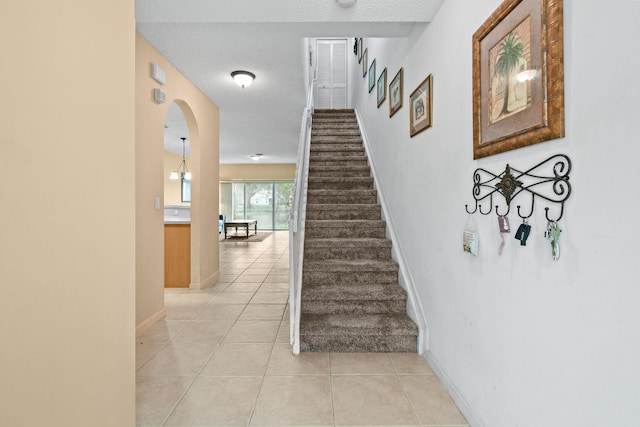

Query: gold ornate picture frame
left=472, top=0, right=564, bottom=159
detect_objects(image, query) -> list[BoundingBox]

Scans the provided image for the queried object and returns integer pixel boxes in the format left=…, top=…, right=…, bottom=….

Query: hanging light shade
left=231, top=70, right=256, bottom=88
left=170, top=137, right=191, bottom=181
left=250, top=153, right=263, bottom=161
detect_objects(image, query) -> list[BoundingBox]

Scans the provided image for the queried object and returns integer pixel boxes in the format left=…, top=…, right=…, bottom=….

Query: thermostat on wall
left=154, top=88, right=166, bottom=104
left=151, top=63, right=167, bottom=85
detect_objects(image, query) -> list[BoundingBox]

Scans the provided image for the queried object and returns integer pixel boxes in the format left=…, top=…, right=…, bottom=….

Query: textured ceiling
left=139, top=0, right=445, bottom=163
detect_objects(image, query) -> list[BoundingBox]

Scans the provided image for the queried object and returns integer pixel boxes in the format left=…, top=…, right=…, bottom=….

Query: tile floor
left=136, top=231, right=468, bottom=427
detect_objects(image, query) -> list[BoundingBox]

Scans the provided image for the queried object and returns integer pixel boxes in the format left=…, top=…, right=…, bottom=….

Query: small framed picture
left=377, top=67, right=387, bottom=108
left=362, top=48, right=368, bottom=77
left=409, top=74, right=433, bottom=137
left=358, top=38, right=363, bottom=63
left=368, top=59, right=376, bottom=93
left=389, top=68, right=403, bottom=117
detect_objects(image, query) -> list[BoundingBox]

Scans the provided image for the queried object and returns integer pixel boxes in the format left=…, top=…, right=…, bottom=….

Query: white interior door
left=316, top=39, right=347, bottom=109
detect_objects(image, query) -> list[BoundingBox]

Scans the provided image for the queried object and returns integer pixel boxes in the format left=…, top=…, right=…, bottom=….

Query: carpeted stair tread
left=303, top=259, right=398, bottom=272
left=309, top=165, right=370, bottom=177
left=305, top=219, right=385, bottom=228
left=302, top=283, right=406, bottom=301
left=308, top=177, right=373, bottom=190
left=307, top=190, right=377, bottom=204
left=300, top=314, right=418, bottom=336
left=304, top=237, right=391, bottom=249
left=310, top=144, right=365, bottom=152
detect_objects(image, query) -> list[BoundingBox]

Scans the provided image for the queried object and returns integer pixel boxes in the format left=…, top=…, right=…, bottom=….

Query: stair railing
left=289, top=79, right=317, bottom=355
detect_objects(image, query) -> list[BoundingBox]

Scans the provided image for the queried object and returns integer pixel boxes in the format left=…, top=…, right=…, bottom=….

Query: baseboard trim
left=354, top=107, right=430, bottom=355
left=425, top=350, right=484, bottom=427
left=136, top=308, right=166, bottom=337
left=189, top=270, right=220, bottom=290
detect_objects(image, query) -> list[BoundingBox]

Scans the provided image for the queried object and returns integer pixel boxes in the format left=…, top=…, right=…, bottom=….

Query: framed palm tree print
left=472, top=0, right=564, bottom=159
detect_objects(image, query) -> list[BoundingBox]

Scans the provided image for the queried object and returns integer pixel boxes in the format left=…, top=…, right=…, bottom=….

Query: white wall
left=352, top=0, right=640, bottom=426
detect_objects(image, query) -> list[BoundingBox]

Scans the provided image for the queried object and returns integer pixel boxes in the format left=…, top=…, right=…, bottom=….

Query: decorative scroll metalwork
left=465, top=154, right=572, bottom=221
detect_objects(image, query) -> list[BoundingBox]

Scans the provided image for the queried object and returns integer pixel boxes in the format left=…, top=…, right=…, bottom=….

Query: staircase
left=299, top=109, right=418, bottom=352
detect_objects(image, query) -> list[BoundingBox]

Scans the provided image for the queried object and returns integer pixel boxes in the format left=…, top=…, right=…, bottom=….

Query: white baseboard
left=424, top=350, right=484, bottom=427
left=135, top=307, right=166, bottom=337
left=189, top=270, right=220, bottom=290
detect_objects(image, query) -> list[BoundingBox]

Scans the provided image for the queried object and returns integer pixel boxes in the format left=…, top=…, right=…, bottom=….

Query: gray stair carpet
left=300, top=109, right=418, bottom=353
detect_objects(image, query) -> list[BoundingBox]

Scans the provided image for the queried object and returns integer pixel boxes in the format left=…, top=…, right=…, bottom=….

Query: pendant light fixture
left=170, top=137, right=191, bottom=181
left=231, top=70, right=256, bottom=88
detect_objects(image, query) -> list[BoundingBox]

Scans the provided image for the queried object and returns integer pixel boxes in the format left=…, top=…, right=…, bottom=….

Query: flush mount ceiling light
left=336, top=0, right=356, bottom=8
left=250, top=153, right=263, bottom=161
left=170, top=137, right=191, bottom=181
left=231, top=70, right=256, bottom=88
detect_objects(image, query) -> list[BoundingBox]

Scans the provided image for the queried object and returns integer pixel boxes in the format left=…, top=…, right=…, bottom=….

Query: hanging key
left=545, top=221, right=562, bottom=261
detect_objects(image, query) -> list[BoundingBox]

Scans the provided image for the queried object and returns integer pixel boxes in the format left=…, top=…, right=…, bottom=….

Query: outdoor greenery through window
left=225, top=182, right=293, bottom=230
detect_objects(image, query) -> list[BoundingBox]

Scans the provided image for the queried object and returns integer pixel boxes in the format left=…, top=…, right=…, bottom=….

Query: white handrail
left=289, top=79, right=317, bottom=354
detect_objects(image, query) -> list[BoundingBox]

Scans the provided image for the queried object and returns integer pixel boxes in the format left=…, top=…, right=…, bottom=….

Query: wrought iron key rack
left=465, top=154, right=572, bottom=221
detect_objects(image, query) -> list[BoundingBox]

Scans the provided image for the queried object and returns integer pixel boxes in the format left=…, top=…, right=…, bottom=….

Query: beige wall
left=0, top=1, right=135, bottom=426
left=164, top=150, right=191, bottom=206
left=219, top=163, right=296, bottom=181
left=136, top=34, right=220, bottom=326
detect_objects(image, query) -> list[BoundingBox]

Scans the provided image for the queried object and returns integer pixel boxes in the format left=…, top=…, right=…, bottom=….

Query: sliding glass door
left=245, top=183, right=273, bottom=230
left=228, top=182, right=293, bottom=230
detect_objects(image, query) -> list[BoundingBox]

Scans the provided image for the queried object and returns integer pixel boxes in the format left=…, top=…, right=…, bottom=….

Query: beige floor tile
left=270, top=268, right=290, bottom=275
left=195, top=303, right=245, bottom=321
left=224, top=320, right=280, bottom=343
left=267, top=343, right=330, bottom=375
left=136, top=341, right=165, bottom=370
left=251, top=261, right=277, bottom=269
left=201, top=342, right=273, bottom=376
left=399, top=376, right=467, bottom=426
left=237, top=273, right=268, bottom=283
left=390, top=353, right=434, bottom=375
left=138, top=320, right=187, bottom=343
left=225, top=281, right=263, bottom=293
left=226, top=261, right=253, bottom=269
left=239, top=304, right=286, bottom=321
left=136, top=342, right=218, bottom=376
left=243, top=268, right=273, bottom=275
left=211, top=292, right=255, bottom=304
left=171, top=320, right=235, bottom=343
left=219, top=267, right=248, bottom=275
left=136, top=376, right=193, bottom=426
left=217, top=274, right=241, bottom=283
left=165, top=376, right=262, bottom=426
left=331, top=353, right=395, bottom=375
left=332, top=375, right=418, bottom=426
left=258, top=281, right=289, bottom=292
left=250, top=376, right=333, bottom=426
left=164, top=304, right=202, bottom=320
left=250, top=291, right=289, bottom=304
left=276, top=321, right=290, bottom=343
left=264, top=274, right=290, bottom=283
left=208, top=281, right=232, bottom=293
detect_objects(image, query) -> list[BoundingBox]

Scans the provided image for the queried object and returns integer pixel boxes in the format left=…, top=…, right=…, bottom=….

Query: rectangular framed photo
left=368, top=59, right=376, bottom=93
left=389, top=68, right=403, bottom=117
left=409, top=74, right=432, bottom=137
left=377, top=67, right=387, bottom=108
left=358, top=38, right=363, bottom=63
left=472, top=0, right=564, bottom=159
left=362, top=48, right=368, bottom=78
